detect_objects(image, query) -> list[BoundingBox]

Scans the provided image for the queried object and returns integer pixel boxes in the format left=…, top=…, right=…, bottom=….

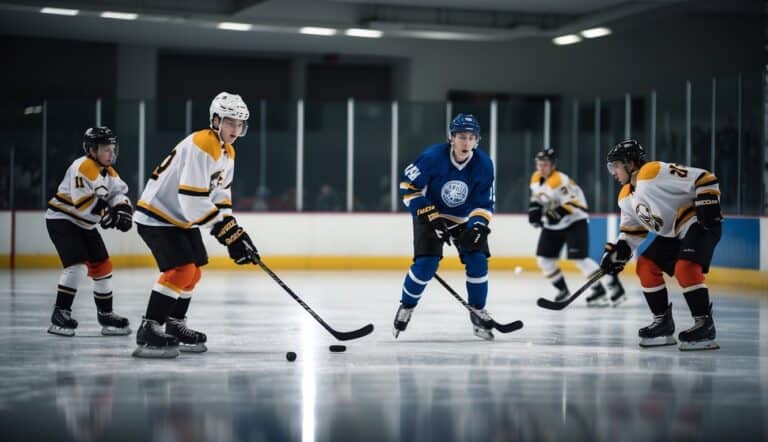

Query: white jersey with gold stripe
left=529, top=170, right=589, bottom=230
left=134, top=129, right=234, bottom=229
left=617, top=161, right=720, bottom=251
left=45, top=156, right=131, bottom=230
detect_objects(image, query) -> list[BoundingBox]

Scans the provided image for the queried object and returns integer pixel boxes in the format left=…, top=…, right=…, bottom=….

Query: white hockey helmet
left=209, top=92, right=250, bottom=137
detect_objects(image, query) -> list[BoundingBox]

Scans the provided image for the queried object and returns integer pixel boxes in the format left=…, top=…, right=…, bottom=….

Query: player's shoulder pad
left=618, top=184, right=632, bottom=202
left=545, top=171, right=563, bottom=189
left=78, top=157, right=101, bottom=181
left=192, top=129, right=225, bottom=161
left=530, top=171, right=541, bottom=184
left=423, top=142, right=450, bottom=158
left=637, top=161, right=661, bottom=181
left=224, top=144, right=235, bottom=161
left=106, top=166, right=118, bottom=178
left=472, top=147, right=493, bottom=168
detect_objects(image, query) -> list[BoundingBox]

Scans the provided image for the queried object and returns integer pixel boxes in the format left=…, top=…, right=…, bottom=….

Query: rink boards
left=0, top=211, right=766, bottom=289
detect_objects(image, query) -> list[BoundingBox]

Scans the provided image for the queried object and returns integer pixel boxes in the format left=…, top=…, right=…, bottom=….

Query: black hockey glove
left=416, top=204, right=451, bottom=245
left=100, top=203, right=133, bottom=232
left=599, top=240, right=631, bottom=275
left=694, top=193, right=722, bottom=229
left=528, top=201, right=543, bottom=228
left=545, top=205, right=570, bottom=224
left=211, top=216, right=259, bottom=265
left=458, top=223, right=491, bottom=252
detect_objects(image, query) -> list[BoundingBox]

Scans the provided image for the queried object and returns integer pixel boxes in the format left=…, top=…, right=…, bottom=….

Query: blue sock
left=463, top=251, right=488, bottom=308
left=400, top=256, right=440, bottom=306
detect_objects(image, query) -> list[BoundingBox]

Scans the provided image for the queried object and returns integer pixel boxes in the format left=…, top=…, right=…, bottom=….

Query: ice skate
left=48, top=307, right=78, bottom=337
left=392, top=303, right=415, bottom=338
left=166, top=316, right=207, bottom=353
left=639, top=303, right=677, bottom=347
left=97, top=311, right=131, bottom=336
left=586, top=284, right=610, bottom=307
left=554, top=289, right=570, bottom=303
left=679, top=304, right=719, bottom=351
left=608, top=278, right=627, bottom=307
left=469, top=306, right=494, bottom=341
left=132, top=318, right=180, bottom=359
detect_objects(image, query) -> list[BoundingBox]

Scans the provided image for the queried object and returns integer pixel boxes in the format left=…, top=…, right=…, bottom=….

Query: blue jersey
left=400, top=143, right=494, bottom=226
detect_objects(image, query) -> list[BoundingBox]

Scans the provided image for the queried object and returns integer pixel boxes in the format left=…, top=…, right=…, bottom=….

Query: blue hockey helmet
left=449, top=113, right=480, bottom=136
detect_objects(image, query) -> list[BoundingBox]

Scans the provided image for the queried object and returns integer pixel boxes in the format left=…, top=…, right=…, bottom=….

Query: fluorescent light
left=344, top=28, right=382, bottom=38
left=552, top=34, right=581, bottom=45
left=40, top=7, right=79, bottom=16
left=300, top=27, right=337, bottom=36
left=218, top=22, right=252, bottom=31
left=101, top=11, right=139, bottom=20
left=580, top=27, right=612, bottom=39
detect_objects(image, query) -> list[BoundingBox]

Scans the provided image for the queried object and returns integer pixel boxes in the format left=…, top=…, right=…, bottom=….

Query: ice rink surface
left=0, top=268, right=766, bottom=441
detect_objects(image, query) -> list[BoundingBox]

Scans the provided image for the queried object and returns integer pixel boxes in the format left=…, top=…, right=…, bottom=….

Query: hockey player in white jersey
left=600, top=139, right=722, bottom=351
left=132, top=92, right=259, bottom=358
left=45, top=126, right=133, bottom=337
left=528, top=148, right=625, bottom=306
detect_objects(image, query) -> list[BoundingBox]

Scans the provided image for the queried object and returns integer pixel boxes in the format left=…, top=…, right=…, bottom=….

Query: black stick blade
left=494, top=320, right=524, bottom=333
left=330, top=323, right=375, bottom=341
left=536, top=297, right=570, bottom=310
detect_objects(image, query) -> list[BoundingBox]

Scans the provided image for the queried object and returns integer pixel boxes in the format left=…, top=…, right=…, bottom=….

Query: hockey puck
left=286, top=351, right=297, bottom=361
left=328, top=345, right=346, bottom=352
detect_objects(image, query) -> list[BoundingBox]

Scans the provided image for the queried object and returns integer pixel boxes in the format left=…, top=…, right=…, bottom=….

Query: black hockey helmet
left=83, top=126, right=118, bottom=160
left=607, top=139, right=645, bottom=165
left=535, top=147, right=557, bottom=162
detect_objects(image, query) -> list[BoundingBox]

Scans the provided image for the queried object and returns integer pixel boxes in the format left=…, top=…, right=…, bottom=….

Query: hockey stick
left=536, top=269, right=606, bottom=311
left=249, top=250, right=374, bottom=341
left=433, top=273, right=524, bottom=333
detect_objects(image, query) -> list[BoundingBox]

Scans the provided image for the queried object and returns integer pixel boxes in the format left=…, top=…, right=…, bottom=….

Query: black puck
left=286, top=351, right=297, bottom=361
left=329, top=345, right=346, bottom=352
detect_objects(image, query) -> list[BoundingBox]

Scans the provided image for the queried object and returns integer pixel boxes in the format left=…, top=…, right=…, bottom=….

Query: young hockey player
left=528, top=148, right=625, bottom=306
left=45, top=126, right=133, bottom=337
left=600, top=139, right=722, bottom=351
left=392, top=113, right=496, bottom=340
left=132, top=92, right=259, bottom=358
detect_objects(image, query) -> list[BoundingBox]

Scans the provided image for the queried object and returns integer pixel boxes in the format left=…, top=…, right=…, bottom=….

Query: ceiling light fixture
left=552, top=34, right=581, bottom=45
left=40, top=7, right=79, bottom=16
left=345, top=28, right=382, bottom=38
left=300, top=27, right=337, bottom=36
left=218, top=22, right=253, bottom=31
left=580, top=27, right=612, bottom=39
left=101, top=11, right=139, bottom=20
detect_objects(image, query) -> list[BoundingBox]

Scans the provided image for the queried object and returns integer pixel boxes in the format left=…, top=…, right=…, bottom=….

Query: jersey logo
left=210, top=171, right=225, bottom=190
left=635, top=203, right=664, bottom=232
left=94, top=185, right=108, bottom=199
left=404, top=164, right=421, bottom=181
left=441, top=180, right=468, bottom=208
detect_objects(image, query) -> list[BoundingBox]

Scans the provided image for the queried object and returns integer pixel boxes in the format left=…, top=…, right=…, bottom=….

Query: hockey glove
left=545, top=205, right=570, bottom=224
left=416, top=204, right=451, bottom=245
left=600, top=240, right=631, bottom=275
left=458, top=223, right=491, bottom=252
left=694, top=193, right=722, bottom=229
left=211, top=216, right=259, bottom=265
left=528, top=201, right=543, bottom=228
left=100, top=203, right=133, bottom=232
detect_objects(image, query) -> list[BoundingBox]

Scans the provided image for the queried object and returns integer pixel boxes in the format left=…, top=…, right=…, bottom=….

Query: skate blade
left=639, top=336, right=677, bottom=347
left=48, top=325, right=75, bottom=337
left=132, top=346, right=180, bottom=359
left=473, top=327, right=494, bottom=341
left=179, top=343, right=207, bottom=353
left=611, top=294, right=627, bottom=307
left=392, top=327, right=402, bottom=339
left=101, top=326, right=132, bottom=336
left=679, top=340, right=720, bottom=351
left=587, top=299, right=611, bottom=308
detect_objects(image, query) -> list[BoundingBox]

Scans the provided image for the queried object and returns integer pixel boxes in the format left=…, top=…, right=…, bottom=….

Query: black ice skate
left=585, top=284, right=610, bottom=307
left=97, top=311, right=131, bottom=336
left=608, top=278, right=627, bottom=307
left=469, top=306, right=494, bottom=341
left=48, top=307, right=78, bottom=337
left=132, top=318, right=180, bottom=359
left=554, top=289, right=570, bottom=303
left=678, top=304, right=719, bottom=351
left=165, top=317, right=207, bottom=353
left=639, top=303, right=676, bottom=348
left=392, top=303, right=415, bottom=338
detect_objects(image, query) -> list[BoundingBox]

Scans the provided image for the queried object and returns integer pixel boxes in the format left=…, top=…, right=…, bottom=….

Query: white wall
left=5, top=212, right=540, bottom=257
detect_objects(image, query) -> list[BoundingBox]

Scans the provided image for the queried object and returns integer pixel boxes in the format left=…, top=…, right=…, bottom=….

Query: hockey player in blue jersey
left=392, top=113, right=496, bottom=340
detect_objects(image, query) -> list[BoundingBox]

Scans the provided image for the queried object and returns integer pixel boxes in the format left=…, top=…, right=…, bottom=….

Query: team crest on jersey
left=635, top=203, right=664, bottom=231
left=441, top=180, right=468, bottom=208
left=210, top=171, right=224, bottom=190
